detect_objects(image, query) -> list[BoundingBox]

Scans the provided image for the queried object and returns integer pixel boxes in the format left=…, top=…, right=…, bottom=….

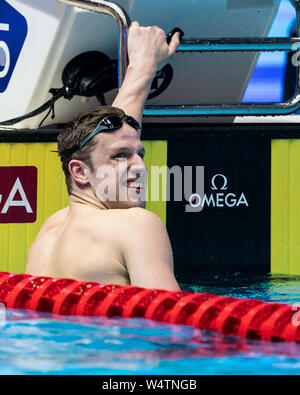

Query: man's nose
left=129, top=153, right=147, bottom=178
left=131, top=153, right=147, bottom=170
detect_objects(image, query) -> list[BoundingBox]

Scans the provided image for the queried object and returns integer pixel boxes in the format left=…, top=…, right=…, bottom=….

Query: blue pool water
left=0, top=273, right=299, bottom=375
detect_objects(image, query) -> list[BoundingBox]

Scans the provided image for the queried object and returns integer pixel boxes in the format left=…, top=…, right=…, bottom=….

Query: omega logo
left=211, top=174, right=228, bottom=191
left=189, top=174, right=249, bottom=211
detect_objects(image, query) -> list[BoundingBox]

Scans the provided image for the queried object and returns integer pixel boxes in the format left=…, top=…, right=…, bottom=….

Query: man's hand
left=128, top=22, right=180, bottom=75
left=112, top=22, right=180, bottom=124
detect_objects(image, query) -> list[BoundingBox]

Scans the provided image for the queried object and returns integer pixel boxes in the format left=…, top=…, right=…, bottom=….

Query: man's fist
left=128, top=22, right=180, bottom=74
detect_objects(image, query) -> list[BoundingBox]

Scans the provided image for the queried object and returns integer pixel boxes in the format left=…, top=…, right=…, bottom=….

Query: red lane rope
left=144, top=291, right=187, bottom=321
left=166, top=293, right=214, bottom=325
left=28, top=278, right=58, bottom=311
left=94, top=286, right=142, bottom=317
left=5, top=276, right=36, bottom=309
left=283, top=321, right=300, bottom=342
left=0, top=272, right=299, bottom=343
left=122, top=289, right=165, bottom=318
left=191, top=296, right=236, bottom=330
left=260, top=305, right=293, bottom=341
left=52, top=280, right=82, bottom=315
left=214, top=298, right=263, bottom=336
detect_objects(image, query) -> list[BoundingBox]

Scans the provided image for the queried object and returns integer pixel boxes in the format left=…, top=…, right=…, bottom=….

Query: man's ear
left=68, top=159, right=90, bottom=187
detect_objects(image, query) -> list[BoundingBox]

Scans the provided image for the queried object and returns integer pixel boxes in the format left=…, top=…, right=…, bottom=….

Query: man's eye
left=114, top=152, right=128, bottom=159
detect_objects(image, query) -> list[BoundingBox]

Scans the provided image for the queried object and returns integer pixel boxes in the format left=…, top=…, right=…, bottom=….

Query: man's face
left=89, top=122, right=147, bottom=209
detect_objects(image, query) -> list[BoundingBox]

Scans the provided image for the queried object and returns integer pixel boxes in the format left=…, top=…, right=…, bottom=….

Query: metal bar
left=144, top=0, right=300, bottom=116
left=58, top=0, right=300, bottom=117
left=178, top=37, right=300, bottom=53
left=57, top=0, right=130, bottom=87
left=292, top=0, right=300, bottom=94
left=143, top=94, right=300, bottom=117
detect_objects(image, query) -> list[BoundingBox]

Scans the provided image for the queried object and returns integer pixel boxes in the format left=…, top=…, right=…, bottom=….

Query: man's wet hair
left=58, top=106, right=125, bottom=194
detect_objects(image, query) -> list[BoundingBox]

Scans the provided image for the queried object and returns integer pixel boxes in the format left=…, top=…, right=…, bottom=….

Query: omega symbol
left=211, top=174, right=228, bottom=190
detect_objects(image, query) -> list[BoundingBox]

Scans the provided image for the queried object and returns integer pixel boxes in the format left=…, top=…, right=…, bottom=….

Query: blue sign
left=0, top=1, right=28, bottom=93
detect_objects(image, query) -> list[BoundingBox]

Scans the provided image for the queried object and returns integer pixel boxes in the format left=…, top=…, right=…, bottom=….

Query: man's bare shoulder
left=41, top=208, right=69, bottom=230
left=111, top=208, right=167, bottom=241
left=89, top=207, right=159, bottom=222
left=26, top=208, right=69, bottom=274
left=125, top=207, right=164, bottom=225
left=105, top=207, right=163, bottom=226
left=115, top=208, right=177, bottom=290
left=89, top=207, right=165, bottom=239
left=32, top=208, right=69, bottom=241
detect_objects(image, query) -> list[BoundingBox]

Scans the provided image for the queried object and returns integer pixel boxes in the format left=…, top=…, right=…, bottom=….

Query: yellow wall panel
left=0, top=142, right=68, bottom=274
left=143, top=140, right=168, bottom=226
left=271, top=139, right=300, bottom=274
left=0, top=140, right=167, bottom=274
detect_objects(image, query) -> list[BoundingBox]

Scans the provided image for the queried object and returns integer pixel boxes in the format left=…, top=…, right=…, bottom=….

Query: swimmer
left=26, top=22, right=181, bottom=291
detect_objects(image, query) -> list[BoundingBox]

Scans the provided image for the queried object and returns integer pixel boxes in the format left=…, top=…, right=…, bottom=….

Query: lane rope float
left=0, top=271, right=299, bottom=342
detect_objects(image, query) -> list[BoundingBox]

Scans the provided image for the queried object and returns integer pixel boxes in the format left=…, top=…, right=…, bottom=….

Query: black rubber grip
left=166, top=27, right=184, bottom=45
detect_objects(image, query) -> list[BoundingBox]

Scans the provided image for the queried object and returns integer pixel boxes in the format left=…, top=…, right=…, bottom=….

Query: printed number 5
left=0, top=23, right=10, bottom=79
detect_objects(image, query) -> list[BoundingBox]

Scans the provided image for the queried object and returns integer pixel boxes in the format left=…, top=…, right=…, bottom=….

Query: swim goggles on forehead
left=60, top=114, right=141, bottom=161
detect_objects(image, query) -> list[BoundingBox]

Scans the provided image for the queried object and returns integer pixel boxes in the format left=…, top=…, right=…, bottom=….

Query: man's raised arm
left=112, top=22, right=180, bottom=124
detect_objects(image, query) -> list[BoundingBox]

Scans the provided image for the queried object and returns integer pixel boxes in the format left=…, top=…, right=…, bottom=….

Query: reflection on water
left=178, top=272, right=300, bottom=304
